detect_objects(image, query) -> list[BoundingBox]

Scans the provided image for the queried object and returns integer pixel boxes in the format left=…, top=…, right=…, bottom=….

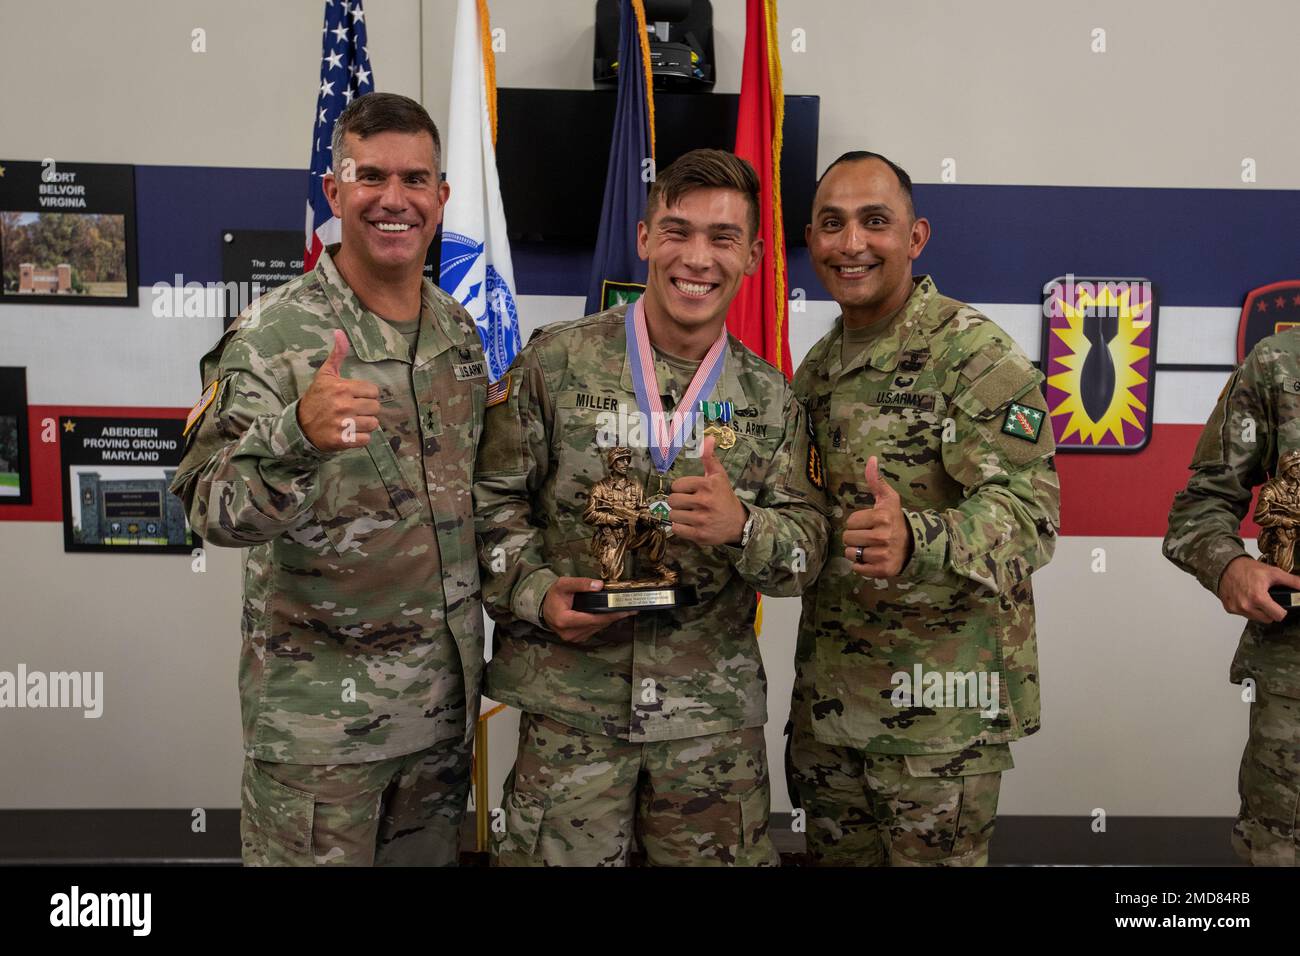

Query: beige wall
left=3, top=0, right=1296, bottom=819
left=7, top=1, right=1295, bottom=187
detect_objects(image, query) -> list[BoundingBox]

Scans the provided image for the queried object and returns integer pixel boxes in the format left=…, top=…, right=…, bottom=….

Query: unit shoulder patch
left=184, top=380, right=222, bottom=437
left=486, top=372, right=511, bottom=408
left=1001, top=401, right=1045, bottom=442
left=805, top=412, right=826, bottom=490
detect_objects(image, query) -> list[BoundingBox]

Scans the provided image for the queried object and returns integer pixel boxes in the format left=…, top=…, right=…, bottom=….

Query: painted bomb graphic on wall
left=1040, top=275, right=1158, bottom=452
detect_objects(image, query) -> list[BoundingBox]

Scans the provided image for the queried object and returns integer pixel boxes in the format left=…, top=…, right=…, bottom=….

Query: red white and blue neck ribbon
left=626, top=296, right=728, bottom=474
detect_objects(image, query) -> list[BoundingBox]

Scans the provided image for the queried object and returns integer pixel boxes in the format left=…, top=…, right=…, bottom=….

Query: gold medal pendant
left=704, top=423, right=737, bottom=450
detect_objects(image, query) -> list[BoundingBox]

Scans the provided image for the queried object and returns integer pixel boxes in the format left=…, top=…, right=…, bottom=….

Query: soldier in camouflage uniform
left=1164, top=332, right=1300, bottom=865
left=475, top=150, right=829, bottom=866
left=788, top=151, right=1060, bottom=866
left=170, top=95, right=485, bottom=866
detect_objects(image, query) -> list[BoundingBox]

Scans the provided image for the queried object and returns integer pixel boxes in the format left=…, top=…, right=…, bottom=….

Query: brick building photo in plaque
left=0, top=160, right=138, bottom=306
left=1, top=213, right=126, bottom=298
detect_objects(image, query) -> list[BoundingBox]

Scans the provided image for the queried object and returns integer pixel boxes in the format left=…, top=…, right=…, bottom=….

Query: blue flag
left=585, top=0, right=654, bottom=315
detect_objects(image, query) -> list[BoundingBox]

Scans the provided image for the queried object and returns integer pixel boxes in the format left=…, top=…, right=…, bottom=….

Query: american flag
left=305, top=0, right=374, bottom=272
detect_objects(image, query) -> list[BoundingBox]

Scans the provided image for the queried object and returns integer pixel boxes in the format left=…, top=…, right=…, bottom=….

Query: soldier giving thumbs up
left=296, top=330, right=382, bottom=451
left=668, top=434, right=749, bottom=546
left=843, top=455, right=913, bottom=578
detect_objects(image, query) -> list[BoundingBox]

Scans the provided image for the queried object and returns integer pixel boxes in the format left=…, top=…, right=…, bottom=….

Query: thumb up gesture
left=844, top=456, right=912, bottom=578
left=297, top=330, right=382, bottom=451
left=668, top=435, right=748, bottom=546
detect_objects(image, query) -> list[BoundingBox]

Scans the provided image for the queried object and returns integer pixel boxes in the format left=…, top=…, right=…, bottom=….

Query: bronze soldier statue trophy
left=1257, top=449, right=1300, bottom=616
left=573, top=446, right=699, bottom=612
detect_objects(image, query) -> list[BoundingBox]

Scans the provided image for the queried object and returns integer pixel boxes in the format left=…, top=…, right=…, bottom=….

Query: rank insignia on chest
left=898, top=349, right=930, bottom=373
left=1002, top=402, right=1046, bottom=442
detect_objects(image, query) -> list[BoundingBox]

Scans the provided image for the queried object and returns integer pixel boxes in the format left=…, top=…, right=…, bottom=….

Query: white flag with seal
left=439, top=0, right=520, bottom=382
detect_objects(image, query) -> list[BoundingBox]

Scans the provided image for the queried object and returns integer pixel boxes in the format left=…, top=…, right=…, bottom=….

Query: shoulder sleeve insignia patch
left=807, top=445, right=826, bottom=490
left=184, top=379, right=222, bottom=437
left=1002, top=401, right=1045, bottom=442
left=805, top=411, right=826, bottom=490
left=486, top=372, right=511, bottom=408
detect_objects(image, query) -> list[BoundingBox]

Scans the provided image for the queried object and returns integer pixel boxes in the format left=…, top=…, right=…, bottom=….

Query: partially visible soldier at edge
left=170, top=94, right=487, bottom=866
left=1164, top=334, right=1300, bottom=866
left=474, top=149, right=829, bottom=866
left=788, top=151, right=1060, bottom=866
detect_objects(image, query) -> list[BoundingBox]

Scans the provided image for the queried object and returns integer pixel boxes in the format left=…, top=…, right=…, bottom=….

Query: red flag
left=728, top=0, right=790, bottom=377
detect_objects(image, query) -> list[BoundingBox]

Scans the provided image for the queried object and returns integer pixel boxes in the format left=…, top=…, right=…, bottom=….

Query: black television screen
left=494, top=88, right=819, bottom=246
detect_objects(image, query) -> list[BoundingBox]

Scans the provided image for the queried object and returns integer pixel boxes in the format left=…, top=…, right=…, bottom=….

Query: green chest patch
left=1002, top=402, right=1046, bottom=442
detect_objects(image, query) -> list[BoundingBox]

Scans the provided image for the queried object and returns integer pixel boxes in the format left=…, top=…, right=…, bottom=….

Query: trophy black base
left=574, top=584, right=699, bottom=613
left=1268, top=586, right=1300, bottom=618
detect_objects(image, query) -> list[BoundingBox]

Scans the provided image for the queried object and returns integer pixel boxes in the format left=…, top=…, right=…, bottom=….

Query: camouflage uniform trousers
left=493, top=712, right=779, bottom=867
left=240, top=735, right=471, bottom=866
left=1233, top=682, right=1300, bottom=866
left=786, top=711, right=1008, bottom=867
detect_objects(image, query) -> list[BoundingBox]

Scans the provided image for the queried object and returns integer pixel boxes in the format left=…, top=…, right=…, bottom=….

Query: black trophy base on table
left=573, top=583, right=700, bottom=613
left=1268, top=586, right=1300, bottom=618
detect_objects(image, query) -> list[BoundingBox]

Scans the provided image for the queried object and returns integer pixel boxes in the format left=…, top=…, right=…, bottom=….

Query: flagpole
left=439, top=0, right=521, bottom=382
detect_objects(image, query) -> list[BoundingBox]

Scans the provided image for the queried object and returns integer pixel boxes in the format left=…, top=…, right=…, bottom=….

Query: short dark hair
left=814, top=150, right=916, bottom=219
left=646, top=148, right=761, bottom=238
left=331, top=92, right=442, bottom=172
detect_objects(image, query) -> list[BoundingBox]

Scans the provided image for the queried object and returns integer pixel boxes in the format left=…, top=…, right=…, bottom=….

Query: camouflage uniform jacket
left=474, top=305, right=830, bottom=742
left=170, top=247, right=486, bottom=764
left=792, top=276, right=1059, bottom=754
left=1164, top=331, right=1300, bottom=697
